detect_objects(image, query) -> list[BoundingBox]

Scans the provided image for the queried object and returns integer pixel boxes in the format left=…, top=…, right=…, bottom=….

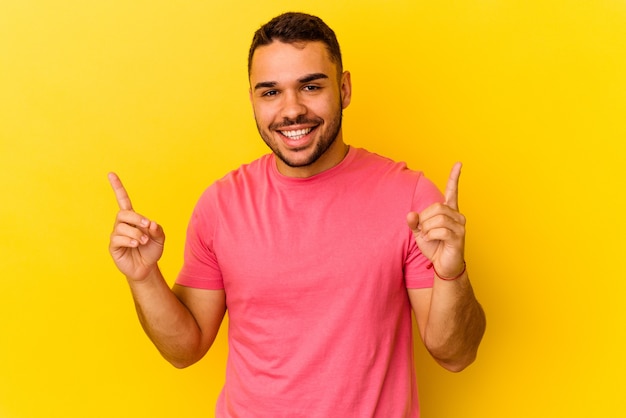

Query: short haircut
left=248, top=12, right=343, bottom=77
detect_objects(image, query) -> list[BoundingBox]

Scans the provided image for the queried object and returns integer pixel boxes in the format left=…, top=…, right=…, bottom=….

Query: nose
left=279, top=90, right=307, bottom=120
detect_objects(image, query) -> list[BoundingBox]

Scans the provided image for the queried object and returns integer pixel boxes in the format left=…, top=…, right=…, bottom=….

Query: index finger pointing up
left=108, top=172, right=134, bottom=211
left=444, top=162, right=462, bottom=210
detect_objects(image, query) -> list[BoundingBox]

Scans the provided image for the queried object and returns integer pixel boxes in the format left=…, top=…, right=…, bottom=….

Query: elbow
left=435, top=306, right=486, bottom=373
left=159, top=345, right=206, bottom=369
left=425, top=327, right=485, bottom=373
left=167, top=352, right=207, bottom=369
left=434, top=351, right=478, bottom=373
left=169, top=358, right=196, bottom=369
left=424, top=339, right=473, bottom=372
left=156, top=331, right=217, bottom=369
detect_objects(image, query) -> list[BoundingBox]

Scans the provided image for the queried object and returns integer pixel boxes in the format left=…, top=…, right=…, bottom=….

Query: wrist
left=429, top=261, right=466, bottom=281
left=126, top=264, right=162, bottom=285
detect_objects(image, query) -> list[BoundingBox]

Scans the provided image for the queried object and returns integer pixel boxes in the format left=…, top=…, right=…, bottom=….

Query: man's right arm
left=126, top=268, right=226, bottom=369
left=108, top=173, right=225, bottom=368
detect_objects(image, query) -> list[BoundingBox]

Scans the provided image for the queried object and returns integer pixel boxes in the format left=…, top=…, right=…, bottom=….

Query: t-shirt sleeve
left=404, top=172, right=444, bottom=289
left=175, top=186, right=225, bottom=289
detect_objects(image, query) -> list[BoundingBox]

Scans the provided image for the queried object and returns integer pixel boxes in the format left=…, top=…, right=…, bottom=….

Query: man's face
left=249, top=41, right=351, bottom=178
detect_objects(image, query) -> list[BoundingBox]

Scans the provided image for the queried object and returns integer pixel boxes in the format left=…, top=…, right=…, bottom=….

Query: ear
left=340, top=71, right=352, bottom=109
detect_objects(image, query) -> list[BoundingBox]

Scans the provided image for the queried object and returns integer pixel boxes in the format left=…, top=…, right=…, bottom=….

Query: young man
left=108, top=12, right=485, bottom=417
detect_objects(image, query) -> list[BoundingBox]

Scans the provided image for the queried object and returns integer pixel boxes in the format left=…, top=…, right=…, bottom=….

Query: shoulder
left=349, top=147, right=443, bottom=209
left=202, top=154, right=271, bottom=195
left=192, top=154, right=272, bottom=214
left=350, top=147, right=424, bottom=182
left=217, top=154, right=271, bottom=187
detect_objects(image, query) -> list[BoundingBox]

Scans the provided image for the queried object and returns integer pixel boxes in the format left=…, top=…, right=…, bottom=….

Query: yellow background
left=1, top=0, right=625, bottom=417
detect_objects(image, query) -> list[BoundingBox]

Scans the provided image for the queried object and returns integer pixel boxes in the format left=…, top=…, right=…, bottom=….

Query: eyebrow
left=299, top=73, right=328, bottom=84
left=253, top=73, right=329, bottom=91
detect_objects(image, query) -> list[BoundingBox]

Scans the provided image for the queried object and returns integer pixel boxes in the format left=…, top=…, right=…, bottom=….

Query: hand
left=108, top=172, right=165, bottom=281
left=407, top=162, right=466, bottom=278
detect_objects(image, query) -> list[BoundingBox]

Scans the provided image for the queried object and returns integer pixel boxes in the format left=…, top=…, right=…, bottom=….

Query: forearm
left=423, top=272, right=486, bottom=372
left=126, top=266, right=205, bottom=368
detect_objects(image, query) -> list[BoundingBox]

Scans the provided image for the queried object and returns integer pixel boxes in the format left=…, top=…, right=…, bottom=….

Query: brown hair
left=248, top=12, right=343, bottom=76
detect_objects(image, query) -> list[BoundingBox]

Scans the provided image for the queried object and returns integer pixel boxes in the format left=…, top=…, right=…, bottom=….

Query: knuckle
left=115, top=210, right=128, bottom=223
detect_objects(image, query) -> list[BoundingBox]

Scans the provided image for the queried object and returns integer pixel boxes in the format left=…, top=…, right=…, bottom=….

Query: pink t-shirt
left=177, top=147, right=443, bottom=417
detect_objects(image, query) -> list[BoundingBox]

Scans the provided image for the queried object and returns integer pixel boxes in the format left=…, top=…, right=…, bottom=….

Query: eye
left=261, top=90, right=278, bottom=97
left=303, top=85, right=321, bottom=92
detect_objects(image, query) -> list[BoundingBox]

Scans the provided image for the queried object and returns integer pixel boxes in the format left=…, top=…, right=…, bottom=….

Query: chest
left=213, top=182, right=411, bottom=314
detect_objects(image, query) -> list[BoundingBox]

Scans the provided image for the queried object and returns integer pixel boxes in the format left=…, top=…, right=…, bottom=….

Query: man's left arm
left=406, top=163, right=486, bottom=372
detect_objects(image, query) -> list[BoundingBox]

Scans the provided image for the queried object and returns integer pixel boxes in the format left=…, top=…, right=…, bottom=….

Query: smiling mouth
left=279, top=127, right=314, bottom=141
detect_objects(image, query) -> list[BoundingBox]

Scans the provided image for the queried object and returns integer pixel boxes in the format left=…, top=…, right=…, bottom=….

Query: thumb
left=406, top=211, right=420, bottom=232
left=146, top=220, right=166, bottom=244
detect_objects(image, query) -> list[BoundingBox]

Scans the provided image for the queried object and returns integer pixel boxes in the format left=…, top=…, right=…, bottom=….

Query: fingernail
left=140, top=235, right=148, bottom=244
left=141, top=218, right=149, bottom=227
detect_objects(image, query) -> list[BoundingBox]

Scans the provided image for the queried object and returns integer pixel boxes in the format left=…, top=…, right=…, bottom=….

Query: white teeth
left=280, top=128, right=312, bottom=140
